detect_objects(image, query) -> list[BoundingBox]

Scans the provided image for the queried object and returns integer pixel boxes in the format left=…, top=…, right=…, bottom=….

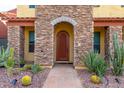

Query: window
left=0, top=38, right=7, bottom=49
left=29, top=5, right=35, bottom=8
left=94, top=32, right=100, bottom=53
left=121, top=5, right=124, bottom=7
left=29, top=31, right=34, bottom=52
left=94, top=5, right=100, bottom=7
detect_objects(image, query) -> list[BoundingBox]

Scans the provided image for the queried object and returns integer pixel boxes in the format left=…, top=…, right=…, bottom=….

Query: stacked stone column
left=105, top=26, right=123, bottom=62
left=8, top=26, right=24, bottom=62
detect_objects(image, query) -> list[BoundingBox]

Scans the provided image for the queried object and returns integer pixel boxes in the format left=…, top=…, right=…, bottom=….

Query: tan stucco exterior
left=93, top=5, right=124, bottom=17
left=24, top=26, right=34, bottom=62
left=17, top=5, right=35, bottom=17
left=17, top=5, right=124, bottom=18
left=94, top=27, right=105, bottom=56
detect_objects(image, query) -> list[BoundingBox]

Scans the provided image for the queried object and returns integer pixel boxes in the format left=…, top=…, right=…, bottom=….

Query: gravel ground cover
left=77, top=69, right=124, bottom=88
left=0, top=68, right=50, bottom=88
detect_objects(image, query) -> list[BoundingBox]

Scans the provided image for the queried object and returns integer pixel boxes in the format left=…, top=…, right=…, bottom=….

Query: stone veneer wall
left=8, top=26, right=24, bottom=62
left=105, top=27, right=110, bottom=62
left=105, top=26, right=122, bottom=62
left=20, top=27, right=24, bottom=59
left=35, top=5, right=93, bottom=67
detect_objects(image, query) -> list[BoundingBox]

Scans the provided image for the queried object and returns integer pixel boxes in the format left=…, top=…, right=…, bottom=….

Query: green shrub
left=110, top=33, right=124, bottom=76
left=31, top=64, right=42, bottom=74
left=0, top=47, right=15, bottom=67
left=24, top=64, right=32, bottom=70
left=19, top=64, right=32, bottom=71
left=81, top=51, right=107, bottom=78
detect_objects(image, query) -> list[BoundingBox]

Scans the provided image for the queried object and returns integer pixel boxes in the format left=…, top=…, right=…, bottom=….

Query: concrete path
left=43, top=64, right=82, bottom=88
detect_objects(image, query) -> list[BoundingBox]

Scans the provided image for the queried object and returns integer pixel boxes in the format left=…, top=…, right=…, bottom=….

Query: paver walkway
left=43, top=64, right=82, bottom=88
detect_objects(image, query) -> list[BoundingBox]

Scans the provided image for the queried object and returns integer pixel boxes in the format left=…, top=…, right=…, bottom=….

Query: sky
left=0, top=5, right=16, bottom=12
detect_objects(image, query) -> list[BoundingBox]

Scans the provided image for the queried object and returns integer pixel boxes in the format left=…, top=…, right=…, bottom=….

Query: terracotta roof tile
left=0, top=8, right=16, bottom=38
left=7, top=8, right=17, bottom=14
left=0, top=8, right=17, bottom=18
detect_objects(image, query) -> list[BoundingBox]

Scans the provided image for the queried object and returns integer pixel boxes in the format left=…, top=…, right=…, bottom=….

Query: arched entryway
left=54, top=22, right=74, bottom=63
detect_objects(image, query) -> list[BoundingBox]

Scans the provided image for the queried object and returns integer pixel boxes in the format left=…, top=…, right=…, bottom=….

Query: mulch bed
left=0, top=68, right=50, bottom=88
left=77, top=69, right=124, bottom=88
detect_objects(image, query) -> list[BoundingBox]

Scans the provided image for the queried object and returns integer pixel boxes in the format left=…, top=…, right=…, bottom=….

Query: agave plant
left=110, top=33, right=124, bottom=76
left=0, top=47, right=10, bottom=67
left=95, top=55, right=107, bottom=78
left=81, top=51, right=107, bottom=78
left=81, top=51, right=97, bottom=72
left=31, top=64, right=42, bottom=74
left=0, top=46, right=15, bottom=68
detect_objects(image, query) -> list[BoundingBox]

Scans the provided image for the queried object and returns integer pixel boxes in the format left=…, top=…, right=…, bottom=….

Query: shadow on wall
left=0, top=21, right=7, bottom=48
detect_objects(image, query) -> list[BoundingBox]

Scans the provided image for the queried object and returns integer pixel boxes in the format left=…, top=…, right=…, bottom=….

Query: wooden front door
left=56, top=31, right=69, bottom=61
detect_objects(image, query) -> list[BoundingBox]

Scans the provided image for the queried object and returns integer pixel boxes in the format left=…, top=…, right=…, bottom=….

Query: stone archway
left=51, top=16, right=77, bottom=26
left=54, top=22, right=74, bottom=63
left=51, top=16, right=77, bottom=64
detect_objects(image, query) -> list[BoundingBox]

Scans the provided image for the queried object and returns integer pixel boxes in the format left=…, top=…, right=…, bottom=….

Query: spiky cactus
left=110, top=33, right=124, bottom=76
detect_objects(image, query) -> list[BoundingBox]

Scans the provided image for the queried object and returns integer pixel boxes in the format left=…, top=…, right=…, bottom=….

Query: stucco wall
left=17, top=5, right=35, bottom=17
left=17, top=5, right=124, bottom=18
left=93, top=5, right=124, bottom=17
left=24, top=26, right=34, bottom=62
left=94, top=27, right=105, bottom=57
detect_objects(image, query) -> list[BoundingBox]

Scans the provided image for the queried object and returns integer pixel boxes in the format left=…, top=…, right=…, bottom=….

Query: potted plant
left=19, top=59, right=25, bottom=68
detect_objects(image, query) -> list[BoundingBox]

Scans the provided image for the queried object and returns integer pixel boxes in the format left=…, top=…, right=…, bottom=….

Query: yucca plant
left=110, top=33, right=124, bottom=76
left=81, top=51, right=107, bottom=78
